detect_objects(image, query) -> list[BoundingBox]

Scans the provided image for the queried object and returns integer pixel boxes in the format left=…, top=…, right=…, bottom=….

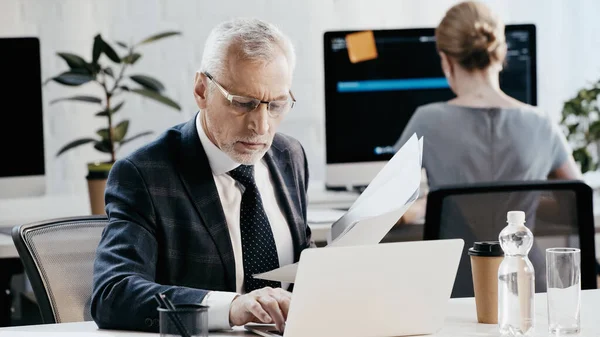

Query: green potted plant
left=46, top=31, right=182, bottom=214
left=560, top=78, right=600, bottom=173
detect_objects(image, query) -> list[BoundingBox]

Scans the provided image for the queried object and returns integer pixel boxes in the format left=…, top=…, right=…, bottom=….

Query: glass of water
left=546, top=248, right=581, bottom=335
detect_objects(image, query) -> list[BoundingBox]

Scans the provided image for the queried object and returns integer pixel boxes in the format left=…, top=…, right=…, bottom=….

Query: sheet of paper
left=350, top=134, right=420, bottom=211
left=254, top=260, right=300, bottom=283
left=254, top=133, right=423, bottom=283
left=328, top=196, right=417, bottom=247
left=256, top=195, right=418, bottom=283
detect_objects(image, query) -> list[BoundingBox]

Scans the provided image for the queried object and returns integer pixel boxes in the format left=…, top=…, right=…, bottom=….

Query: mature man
left=91, top=18, right=311, bottom=333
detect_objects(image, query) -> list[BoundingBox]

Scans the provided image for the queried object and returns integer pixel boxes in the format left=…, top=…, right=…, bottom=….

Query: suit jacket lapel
left=264, top=145, right=306, bottom=262
left=177, top=117, right=236, bottom=291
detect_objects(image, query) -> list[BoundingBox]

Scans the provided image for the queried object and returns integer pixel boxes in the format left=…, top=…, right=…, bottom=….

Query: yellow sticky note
left=345, top=30, right=378, bottom=64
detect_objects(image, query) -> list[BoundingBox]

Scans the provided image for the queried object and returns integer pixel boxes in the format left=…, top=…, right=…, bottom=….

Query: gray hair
left=199, top=18, right=296, bottom=80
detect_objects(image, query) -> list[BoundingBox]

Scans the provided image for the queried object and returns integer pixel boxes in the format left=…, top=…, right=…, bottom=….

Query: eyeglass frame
left=203, top=71, right=296, bottom=118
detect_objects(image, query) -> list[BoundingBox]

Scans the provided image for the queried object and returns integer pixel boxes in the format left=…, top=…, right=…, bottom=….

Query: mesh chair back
left=12, top=216, right=107, bottom=323
left=424, top=180, right=597, bottom=298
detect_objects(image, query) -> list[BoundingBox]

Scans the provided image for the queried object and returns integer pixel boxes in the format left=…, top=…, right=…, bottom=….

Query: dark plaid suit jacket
left=91, top=115, right=312, bottom=332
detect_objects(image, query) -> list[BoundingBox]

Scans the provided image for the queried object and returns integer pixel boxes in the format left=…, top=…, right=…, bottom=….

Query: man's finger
left=277, top=289, right=292, bottom=300
left=246, top=299, right=271, bottom=323
left=258, top=296, right=286, bottom=331
left=277, top=295, right=291, bottom=321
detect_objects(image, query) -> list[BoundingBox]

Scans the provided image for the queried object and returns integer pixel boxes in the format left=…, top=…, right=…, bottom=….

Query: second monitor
left=323, top=24, right=537, bottom=190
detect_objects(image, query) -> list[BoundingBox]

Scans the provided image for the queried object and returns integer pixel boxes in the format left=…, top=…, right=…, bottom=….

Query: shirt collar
left=195, top=111, right=240, bottom=175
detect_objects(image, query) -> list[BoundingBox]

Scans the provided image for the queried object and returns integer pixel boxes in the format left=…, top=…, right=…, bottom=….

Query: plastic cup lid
left=468, top=241, right=504, bottom=257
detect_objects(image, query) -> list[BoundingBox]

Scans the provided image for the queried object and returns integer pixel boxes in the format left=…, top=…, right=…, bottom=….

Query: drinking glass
left=546, top=248, right=581, bottom=335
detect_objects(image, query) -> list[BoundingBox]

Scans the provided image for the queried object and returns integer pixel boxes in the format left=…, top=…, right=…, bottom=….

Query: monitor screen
left=0, top=37, right=45, bottom=178
left=323, top=24, right=536, bottom=188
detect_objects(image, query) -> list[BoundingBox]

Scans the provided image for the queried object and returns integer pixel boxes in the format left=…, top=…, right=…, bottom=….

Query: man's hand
left=229, top=287, right=291, bottom=332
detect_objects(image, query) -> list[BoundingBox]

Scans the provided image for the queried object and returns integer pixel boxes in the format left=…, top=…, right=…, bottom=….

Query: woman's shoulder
left=506, top=104, right=553, bottom=122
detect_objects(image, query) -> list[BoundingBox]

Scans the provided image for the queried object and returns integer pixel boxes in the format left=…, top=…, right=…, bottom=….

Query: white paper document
left=254, top=134, right=423, bottom=283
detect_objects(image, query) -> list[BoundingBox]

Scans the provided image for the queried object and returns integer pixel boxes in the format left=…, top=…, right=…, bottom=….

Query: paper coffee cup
left=468, top=241, right=504, bottom=324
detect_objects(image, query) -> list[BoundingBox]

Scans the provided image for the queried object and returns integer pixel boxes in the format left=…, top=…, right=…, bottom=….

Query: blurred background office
left=0, top=0, right=599, bottom=199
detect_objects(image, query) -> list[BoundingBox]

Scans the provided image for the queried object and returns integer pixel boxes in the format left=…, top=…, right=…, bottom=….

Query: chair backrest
left=12, top=215, right=108, bottom=323
left=423, top=180, right=597, bottom=298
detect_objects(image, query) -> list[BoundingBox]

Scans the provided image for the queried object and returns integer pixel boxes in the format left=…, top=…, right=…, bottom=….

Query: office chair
left=11, top=215, right=108, bottom=323
left=423, top=180, right=598, bottom=298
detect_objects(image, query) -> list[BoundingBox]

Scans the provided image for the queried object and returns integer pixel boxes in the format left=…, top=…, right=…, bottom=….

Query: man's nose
left=248, top=104, right=270, bottom=135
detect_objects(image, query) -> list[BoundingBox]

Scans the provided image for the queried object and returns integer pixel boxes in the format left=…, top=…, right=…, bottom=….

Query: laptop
left=245, top=238, right=464, bottom=337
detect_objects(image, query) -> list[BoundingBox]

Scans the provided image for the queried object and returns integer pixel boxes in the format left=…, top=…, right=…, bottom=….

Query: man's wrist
left=203, top=291, right=240, bottom=331
left=228, top=294, right=241, bottom=327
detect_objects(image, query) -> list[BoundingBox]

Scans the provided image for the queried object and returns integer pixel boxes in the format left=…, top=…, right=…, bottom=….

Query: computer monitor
left=0, top=37, right=46, bottom=198
left=323, top=24, right=537, bottom=190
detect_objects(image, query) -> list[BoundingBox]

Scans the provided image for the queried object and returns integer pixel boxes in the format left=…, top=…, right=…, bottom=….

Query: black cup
left=468, top=241, right=504, bottom=257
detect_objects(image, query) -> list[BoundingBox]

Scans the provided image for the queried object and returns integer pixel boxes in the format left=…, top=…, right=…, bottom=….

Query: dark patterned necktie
left=228, top=165, right=281, bottom=292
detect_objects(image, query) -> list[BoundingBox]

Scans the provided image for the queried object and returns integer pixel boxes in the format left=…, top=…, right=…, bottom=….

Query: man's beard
left=204, top=112, right=271, bottom=164
left=220, top=139, right=270, bottom=164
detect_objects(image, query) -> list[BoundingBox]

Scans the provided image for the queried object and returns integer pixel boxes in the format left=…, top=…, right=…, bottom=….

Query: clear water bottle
left=498, top=211, right=535, bottom=336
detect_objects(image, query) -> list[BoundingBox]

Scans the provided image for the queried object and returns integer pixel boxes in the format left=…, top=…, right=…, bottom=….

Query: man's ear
left=193, top=72, right=208, bottom=109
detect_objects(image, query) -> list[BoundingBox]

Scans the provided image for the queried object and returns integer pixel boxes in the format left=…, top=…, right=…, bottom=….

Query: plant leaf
left=101, top=39, right=121, bottom=63
left=122, top=53, right=141, bottom=64
left=129, top=74, right=165, bottom=92
left=119, top=85, right=130, bottom=92
left=572, top=147, right=593, bottom=174
left=56, top=138, right=96, bottom=156
left=113, top=120, right=130, bottom=142
left=111, top=101, right=125, bottom=114
left=130, top=88, right=181, bottom=110
left=120, top=131, right=154, bottom=145
left=96, top=128, right=110, bottom=140
left=93, top=34, right=103, bottom=63
left=85, top=62, right=101, bottom=74
left=96, top=101, right=125, bottom=116
left=137, top=31, right=181, bottom=45
left=57, top=52, right=88, bottom=71
left=103, top=67, right=114, bottom=78
left=48, top=71, right=95, bottom=86
left=589, top=120, right=600, bottom=140
left=116, top=41, right=128, bottom=49
left=50, top=95, right=102, bottom=105
left=94, top=140, right=113, bottom=153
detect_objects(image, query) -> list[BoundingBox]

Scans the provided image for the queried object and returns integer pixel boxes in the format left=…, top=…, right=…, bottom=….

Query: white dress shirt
left=195, top=112, right=294, bottom=330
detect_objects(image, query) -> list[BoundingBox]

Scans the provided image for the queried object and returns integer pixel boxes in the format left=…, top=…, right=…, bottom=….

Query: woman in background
left=397, top=0, right=582, bottom=224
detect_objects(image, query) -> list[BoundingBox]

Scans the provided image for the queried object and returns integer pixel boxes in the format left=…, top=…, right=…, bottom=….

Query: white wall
left=1, top=0, right=599, bottom=197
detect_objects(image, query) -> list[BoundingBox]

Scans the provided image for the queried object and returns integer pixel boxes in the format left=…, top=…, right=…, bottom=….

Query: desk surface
left=1, top=289, right=599, bottom=336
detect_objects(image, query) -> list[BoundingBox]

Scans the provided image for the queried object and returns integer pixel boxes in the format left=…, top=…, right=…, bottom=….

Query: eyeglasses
left=204, top=71, right=296, bottom=118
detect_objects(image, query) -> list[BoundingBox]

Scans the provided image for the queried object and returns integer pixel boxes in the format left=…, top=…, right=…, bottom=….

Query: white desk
left=0, top=194, right=91, bottom=228
left=1, top=289, right=599, bottom=336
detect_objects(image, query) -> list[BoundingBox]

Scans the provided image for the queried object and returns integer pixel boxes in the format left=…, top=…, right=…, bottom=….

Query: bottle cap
left=468, top=241, right=504, bottom=257
left=507, top=210, right=525, bottom=224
